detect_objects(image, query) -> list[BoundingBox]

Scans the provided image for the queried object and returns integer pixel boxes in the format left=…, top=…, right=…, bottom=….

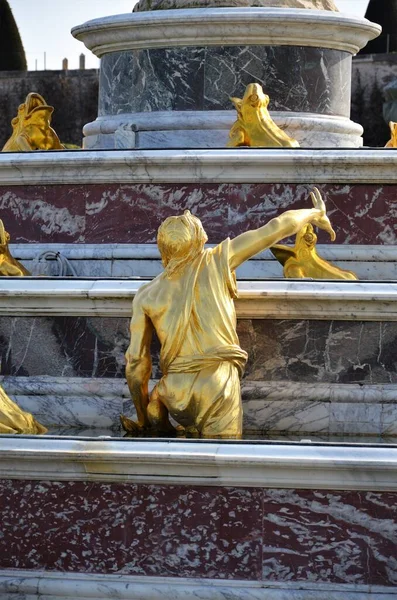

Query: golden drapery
left=0, top=386, right=47, bottom=434
left=152, top=239, right=248, bottom=437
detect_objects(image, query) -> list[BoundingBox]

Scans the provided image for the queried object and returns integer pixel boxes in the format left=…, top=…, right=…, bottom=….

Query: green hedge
left=0, top=0, right=27, bottom=70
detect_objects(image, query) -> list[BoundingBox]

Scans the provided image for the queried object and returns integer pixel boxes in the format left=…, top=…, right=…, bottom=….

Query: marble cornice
left=71, top=8, right=381, bottom=55
left=1, top=149, right=397, bottom=185
left=0, top=279, right=396, bottom=321
left=0, top=436, right=397, bottom=490
left=0, top=571, right=394, bottom=600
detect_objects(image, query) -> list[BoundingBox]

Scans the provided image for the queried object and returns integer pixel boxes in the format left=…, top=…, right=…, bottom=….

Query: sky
left=8, top=0, right=370, bottom=71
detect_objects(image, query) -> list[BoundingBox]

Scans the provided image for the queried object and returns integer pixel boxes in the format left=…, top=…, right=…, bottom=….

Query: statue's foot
left=121, top=414, right=188, bottom=437
left=120, top=414, right=145, bottom=435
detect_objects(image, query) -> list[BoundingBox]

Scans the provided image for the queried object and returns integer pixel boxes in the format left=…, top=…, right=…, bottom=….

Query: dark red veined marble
left=262, top=489, right=397, bottom=586
left=0, top=481, right=396, bottom=585
left=0, top=185, right=85, bottom=243
left=0, top=183, right=396, bottom=245
left=0, top=481, right=262, bottom=579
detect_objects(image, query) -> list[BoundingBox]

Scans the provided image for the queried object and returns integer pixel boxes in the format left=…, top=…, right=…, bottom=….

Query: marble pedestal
left=72, top=8, right=380, bottom=149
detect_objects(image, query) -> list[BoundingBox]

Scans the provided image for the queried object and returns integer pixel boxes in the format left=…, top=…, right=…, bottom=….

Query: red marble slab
left=0, top=185, right=85, bottom=243
left=84, top=183, right=397, bottom=245
left=0, top=481, right=262, bottom=579
left=262, top=489, right=397, bottom=586
left=0, top=481, right=396, bottom=585
left=0, top=183, right=396, bottom=245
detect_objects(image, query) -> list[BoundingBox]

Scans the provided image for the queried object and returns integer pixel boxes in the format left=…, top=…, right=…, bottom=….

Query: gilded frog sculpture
left=385, top=121, right=397, bottom=148
left=271, top=220, right=358, bottom=280
left=0, top=220, right=30, bottom=276
left=227, top=83, right=300, bottom=148
left=2, top=92, right=64, bottom=152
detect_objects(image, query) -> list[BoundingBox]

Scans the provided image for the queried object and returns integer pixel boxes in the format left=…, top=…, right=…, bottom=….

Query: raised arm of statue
left=123, top=292, right=153, bottom=430
left=229, top=188, right=336, bottom=270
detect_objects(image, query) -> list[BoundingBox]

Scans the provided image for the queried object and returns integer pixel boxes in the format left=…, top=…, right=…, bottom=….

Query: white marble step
left=0, top=278, right=395, bottom=320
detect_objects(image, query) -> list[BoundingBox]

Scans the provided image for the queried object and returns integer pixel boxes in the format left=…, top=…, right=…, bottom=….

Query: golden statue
left=2, top=92, right=64, bottom=152
left=0, top=386, right=47, bottom=434
left=227, top=83, right=300, bottom=148
left=385, top=121, right=397, bottom=148
left=0, top=220, right=30, bottom=276
left=270, top=222, right=358, bottom=280
left=121, top=188, right=335, bottom=439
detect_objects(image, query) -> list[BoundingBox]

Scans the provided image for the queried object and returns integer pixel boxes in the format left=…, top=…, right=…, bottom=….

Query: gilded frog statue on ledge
left=385, top=121, right=397, bottom=148
left=227, top=83, right=300, bottom=148
left=2, top=92, right=64, bottom=152
left=0, top=220, right=30, bottom=277
left=121, top=188, right=335, bottom=439
left=271, top=222, right=358, bottom=280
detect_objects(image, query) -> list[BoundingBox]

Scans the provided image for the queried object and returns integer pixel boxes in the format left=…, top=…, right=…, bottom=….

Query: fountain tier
left=72, top=8, right=380, bottom=149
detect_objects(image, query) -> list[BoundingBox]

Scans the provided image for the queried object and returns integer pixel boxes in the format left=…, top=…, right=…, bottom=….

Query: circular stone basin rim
left=72, top=8, right=381, bottom=56
left=83, top=111, right=364, bottom=136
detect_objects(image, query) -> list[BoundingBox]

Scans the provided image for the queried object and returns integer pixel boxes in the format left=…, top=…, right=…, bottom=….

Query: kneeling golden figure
left=227, top=83, right=300, bottom=148
left=121, top=188, right=335, bottom=439
left=271, top=222, right=358, bottom=280
left=2, top=92, right=64, bottom=152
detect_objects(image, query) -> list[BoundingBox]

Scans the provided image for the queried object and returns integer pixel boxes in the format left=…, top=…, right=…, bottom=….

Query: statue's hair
left=157, top=210, right=208, bottom=276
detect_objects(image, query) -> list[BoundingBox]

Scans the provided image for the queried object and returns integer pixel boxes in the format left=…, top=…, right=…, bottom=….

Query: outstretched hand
left=309, top=187, right=336, bottom=241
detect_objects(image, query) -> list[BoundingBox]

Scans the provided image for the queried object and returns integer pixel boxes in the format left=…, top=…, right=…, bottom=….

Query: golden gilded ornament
left=0, top=220, right=30, bottom=276
left=227, top=83, right=300, bottom=148
left=385, top=121, right=397, bottom=148
left=2, top=92, right=64, bottom=152
left=270, top=209, right=358, bottom=280
left=0, top=385, right=47, bottom=434
left=121, top=188, right=335, bottom=439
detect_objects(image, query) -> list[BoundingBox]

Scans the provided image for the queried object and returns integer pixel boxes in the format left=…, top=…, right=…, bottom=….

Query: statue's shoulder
left=134, top=274, right=163, bottom=303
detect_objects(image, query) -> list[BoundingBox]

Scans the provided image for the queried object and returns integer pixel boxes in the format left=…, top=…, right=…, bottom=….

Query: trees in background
left=361, top=0, right=397, bottom=54
left=0, top=0, right=27, bottom=70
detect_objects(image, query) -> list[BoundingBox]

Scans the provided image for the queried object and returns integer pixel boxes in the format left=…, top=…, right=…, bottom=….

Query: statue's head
left=24, top=106, right=54, bottom=149
left=296, top=223, right=317, bottom=251
left=230, top=83, right=269, bottom=116
left=157, top=210, right=208, bottom=274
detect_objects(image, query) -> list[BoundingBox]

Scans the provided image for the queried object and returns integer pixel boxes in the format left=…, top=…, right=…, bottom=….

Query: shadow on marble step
left=44, top=426, right=397, bottom=444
